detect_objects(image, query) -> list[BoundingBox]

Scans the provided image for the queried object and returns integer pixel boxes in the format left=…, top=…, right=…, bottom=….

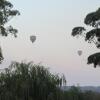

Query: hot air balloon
left=30, top=35, right=36, bottom=43
left=77, top=50, right=82, bottom=56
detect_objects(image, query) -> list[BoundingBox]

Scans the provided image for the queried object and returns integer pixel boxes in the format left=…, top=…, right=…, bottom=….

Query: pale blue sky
left=1, top=0, right=100, bottom=86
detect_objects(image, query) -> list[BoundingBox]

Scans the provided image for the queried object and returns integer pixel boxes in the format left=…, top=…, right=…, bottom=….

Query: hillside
left=61, top=86, right=100, bottom=93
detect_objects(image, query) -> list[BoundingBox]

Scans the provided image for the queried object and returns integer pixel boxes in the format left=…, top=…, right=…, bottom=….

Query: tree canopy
left=0, top=0, right=20, bottom=63
left=0, top=61, right=66, bottom=100
left=71, top=8, right=100, bottom=68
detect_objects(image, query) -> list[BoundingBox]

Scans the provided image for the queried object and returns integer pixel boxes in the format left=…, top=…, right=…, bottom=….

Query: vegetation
left=62, top=86, right=100, bottom=100
left=0, top=62, right=99, bottom=100
left=0, top=0, right=20, bottom=62
left=71, top=8, right=100, bottom=68
left=0, top=1, right=99, bottom=100
left=0, top=61, right=66, bottom=100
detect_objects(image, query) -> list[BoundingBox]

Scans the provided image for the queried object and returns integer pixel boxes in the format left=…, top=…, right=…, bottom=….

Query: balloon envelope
left=30, top=35, right=36, bottom=43
left=77, top=50, right=82, bottom=56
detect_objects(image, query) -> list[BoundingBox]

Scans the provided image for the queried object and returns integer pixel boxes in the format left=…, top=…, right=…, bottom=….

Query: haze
left=0, top=0, right=100, bottom=86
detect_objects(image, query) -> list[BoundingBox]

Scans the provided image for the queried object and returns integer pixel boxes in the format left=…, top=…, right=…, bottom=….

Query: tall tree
left=0, top=0, right=20, bottom=62
left=0, top=61, right=66, bottom=100
left=71, top=8, right=100, bottom=68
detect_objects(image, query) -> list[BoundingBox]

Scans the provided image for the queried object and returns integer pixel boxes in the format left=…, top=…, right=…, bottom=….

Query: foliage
left=71, top=8, right=100, bottom=67
left=62, top=86, right=100, bottom=100
left=0, top=0, right=20, bottom=62
left=0, top=61, right=66, bottom=100
left=0, top=61, right=100, bottom=100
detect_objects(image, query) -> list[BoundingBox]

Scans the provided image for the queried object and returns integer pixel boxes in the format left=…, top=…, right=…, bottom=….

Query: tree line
left=0, top=61, right=100, bottom=100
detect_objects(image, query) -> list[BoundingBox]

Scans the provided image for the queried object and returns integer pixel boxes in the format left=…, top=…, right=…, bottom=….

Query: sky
left=0, top=0, right=100, bottom=86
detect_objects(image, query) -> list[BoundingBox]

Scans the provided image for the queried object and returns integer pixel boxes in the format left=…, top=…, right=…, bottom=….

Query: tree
left=71, top=8, right=100, bottom=68
left=0, top=0, right=20, bottom=63
left=0, top=61, right=66, bottom=100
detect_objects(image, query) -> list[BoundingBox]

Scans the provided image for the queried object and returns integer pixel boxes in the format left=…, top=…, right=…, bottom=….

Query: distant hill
left=61, top=86, right=100, bottom=93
